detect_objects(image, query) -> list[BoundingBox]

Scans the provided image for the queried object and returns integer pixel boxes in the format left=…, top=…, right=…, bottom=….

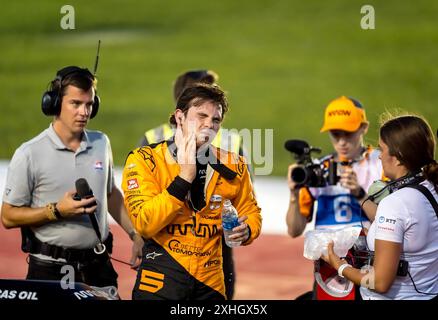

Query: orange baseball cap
left=320, top=96, right=368, bottom=132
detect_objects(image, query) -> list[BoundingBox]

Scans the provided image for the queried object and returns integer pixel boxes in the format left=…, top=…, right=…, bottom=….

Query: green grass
left=1, top=0, right=437, bottom=176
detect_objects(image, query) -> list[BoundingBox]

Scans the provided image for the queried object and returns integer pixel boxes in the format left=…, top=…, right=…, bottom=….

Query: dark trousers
left=27, top=254, right=118, bottom=288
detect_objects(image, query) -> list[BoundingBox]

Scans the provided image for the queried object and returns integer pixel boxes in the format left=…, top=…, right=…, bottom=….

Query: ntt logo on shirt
left=378, top=216, right=396, bottom=224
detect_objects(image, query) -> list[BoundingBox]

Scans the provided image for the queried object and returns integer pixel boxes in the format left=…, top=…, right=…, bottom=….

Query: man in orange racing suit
left=122, top=84, right=262, bottom=300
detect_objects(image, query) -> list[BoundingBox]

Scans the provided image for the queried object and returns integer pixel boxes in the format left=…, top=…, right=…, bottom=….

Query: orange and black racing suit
left=122, top=139, right=262, bottom=300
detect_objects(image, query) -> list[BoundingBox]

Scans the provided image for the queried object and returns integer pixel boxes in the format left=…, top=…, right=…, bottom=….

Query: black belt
left=27, top=232, right=113, bottom=263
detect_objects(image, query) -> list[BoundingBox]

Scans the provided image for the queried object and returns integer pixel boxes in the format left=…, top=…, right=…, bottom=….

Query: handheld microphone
left=75, top=178, right=106, bottom=254
left=75, top=178, right=97, bottom=207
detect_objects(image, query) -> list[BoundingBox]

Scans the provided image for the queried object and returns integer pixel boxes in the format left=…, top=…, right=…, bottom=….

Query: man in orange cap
left=285, top=96, right=383, bottom=300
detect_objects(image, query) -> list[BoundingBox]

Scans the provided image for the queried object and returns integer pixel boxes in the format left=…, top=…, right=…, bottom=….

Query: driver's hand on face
left=175, top=116, right=196, bottom=183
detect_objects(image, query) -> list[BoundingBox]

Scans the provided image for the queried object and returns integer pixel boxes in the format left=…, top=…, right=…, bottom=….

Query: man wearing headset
left=1, top=66, right=143, bottom=288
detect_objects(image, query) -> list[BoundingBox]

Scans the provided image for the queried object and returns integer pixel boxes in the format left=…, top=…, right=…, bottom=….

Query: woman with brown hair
left=322, top=114, right=438, bottom=300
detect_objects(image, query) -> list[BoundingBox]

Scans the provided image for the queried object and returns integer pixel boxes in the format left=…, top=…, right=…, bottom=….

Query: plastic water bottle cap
left=210, top=194, right=222, bottom=202
left=223, top=199, right=232, bottom=207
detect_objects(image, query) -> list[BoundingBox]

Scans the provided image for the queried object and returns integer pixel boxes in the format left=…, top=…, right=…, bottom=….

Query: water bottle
left=352, top=229, right=369, bottom=268
left=221, top=199, right=241, bottom=247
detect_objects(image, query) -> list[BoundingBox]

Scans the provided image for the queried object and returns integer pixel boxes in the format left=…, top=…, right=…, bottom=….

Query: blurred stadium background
left=1, top=0, right=437, bottom=299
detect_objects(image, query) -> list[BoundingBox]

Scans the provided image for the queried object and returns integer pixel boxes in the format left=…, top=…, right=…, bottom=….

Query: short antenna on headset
left=93, top=40, right=101, bottom=76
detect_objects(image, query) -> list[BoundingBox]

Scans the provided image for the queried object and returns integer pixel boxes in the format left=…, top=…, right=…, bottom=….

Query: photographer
left=286, top=96, right=383, bottom=300
left=322, top=114, right=438, bottom=300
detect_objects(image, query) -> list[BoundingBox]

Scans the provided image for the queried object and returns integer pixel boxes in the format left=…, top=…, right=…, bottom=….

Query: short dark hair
left=169, top=83, right=228, bottom=126
left=380, top=115, right=438, bottom=184
left=51, top=67, right=97, bottom=101
left=173, top=70, right=218, bottom=102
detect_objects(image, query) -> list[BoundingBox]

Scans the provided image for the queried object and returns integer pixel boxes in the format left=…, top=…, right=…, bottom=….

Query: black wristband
left=243, top=226, right=252, bottom=244
left=52, top=203, right=63, bottom=219
left=353, top=187, right=366, bottom=200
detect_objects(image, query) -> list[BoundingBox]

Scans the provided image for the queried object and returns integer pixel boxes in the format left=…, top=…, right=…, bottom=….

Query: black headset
left=366, top=170, right=425, bottom=203
left=41, top=66, right=100, bottom=118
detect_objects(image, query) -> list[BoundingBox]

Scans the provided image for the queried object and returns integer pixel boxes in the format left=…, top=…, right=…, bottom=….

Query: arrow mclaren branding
left=168, top=240, right=212, bottom=257
left=328, top=109, right=351, bottom=117
left=166, top=223, right=219, bottom=238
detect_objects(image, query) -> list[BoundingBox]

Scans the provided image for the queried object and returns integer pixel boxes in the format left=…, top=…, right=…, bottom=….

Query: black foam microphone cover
left=75, top=178, right=97, bottom=207
left=284, top=139, right=309, bottom=155
left=75, top=178, right=101, bottom=241
left=76, top=178, right=93, bottom=198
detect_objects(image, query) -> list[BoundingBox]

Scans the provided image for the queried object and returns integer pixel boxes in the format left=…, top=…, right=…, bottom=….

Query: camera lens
left=291, top=166, right=308, bottom=185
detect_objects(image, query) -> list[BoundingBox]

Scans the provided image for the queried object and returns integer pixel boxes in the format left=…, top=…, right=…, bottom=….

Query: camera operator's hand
left=340, top=166, right=362, bottom=195
left=287, top=164, right=301, bottom=192
left=175, top=122, right=196, bottom=183
left=286, top=164, right=308, bottom=238
left=341, top=166, right=377, bottom=220
left=56, top=191, right=98, bottom=218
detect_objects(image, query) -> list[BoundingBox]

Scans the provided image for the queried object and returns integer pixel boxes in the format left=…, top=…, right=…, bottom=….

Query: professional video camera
left=284, top=139, right=338, bottom=188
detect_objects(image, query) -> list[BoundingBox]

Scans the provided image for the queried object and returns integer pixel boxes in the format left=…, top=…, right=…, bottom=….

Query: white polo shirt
left=361, top=180, right=438, bottom=300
